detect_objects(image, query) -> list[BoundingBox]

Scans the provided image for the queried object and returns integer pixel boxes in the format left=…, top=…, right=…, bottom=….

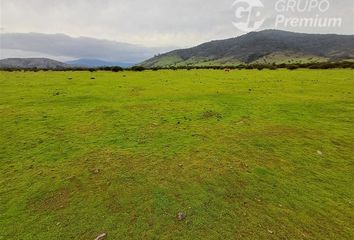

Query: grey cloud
left=0, top=33, right=172, bottom=62
left=0, top=0, right=242, bottom=46
left=1, top=0, right=352, bottom=45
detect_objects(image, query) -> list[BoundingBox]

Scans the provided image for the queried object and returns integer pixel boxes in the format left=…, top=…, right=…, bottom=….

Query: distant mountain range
left=65, top=59, right=135, bottom=68
left=141, top=30, right=354, bottom=67
left=0, top=58, right=71, bottom=69
left=0, top=58, right=134, bottom=69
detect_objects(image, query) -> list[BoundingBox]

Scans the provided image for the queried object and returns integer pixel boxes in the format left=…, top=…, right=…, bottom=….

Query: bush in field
left=287, top=65, right=299, bottom=70
left=111, top=66, right=123, bottom=72
left=130, top=66, right=146, bottom=71
left=277, top=63, right=287, bottom=68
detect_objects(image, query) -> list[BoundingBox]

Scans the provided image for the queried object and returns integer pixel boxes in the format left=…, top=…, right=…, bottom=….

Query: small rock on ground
left=177, top=212, right=186, bottom=221
left=95, top=233, right=107, bottom=240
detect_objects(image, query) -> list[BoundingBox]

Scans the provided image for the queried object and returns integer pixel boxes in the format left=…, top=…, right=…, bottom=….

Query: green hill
left=141, top=30, right=354, bottom=67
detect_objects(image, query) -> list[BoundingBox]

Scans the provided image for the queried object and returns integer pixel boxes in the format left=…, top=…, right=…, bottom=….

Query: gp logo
left=232, top=0, right=265, bottom=32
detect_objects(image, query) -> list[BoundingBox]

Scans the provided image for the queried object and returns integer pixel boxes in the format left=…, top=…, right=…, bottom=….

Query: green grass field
left=1, top=69, right=353, bottom=239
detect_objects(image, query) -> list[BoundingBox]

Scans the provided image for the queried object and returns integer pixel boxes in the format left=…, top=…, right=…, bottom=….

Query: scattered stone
left=66, top=176, right=75, bottom=180
left=93, top=169, right=100, bottom=174
left=177, top=212, right=186, bottom=221
left=268, top=230, right=273, bottom=234
left=178, top=164, right=183, bottom=167
left=95, top=233, right=107, bottom=240
left=317, top=150, right=323, bottom=155
left=150, top=123, right=158, bottom=128
left=241, top=162, right=248, bottom=168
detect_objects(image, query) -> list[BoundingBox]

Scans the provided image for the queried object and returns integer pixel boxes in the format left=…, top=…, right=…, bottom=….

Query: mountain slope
left=65, top=59, right=135, bottom=68
left=141, top=30, right=354, bottom=67
left=0, top=58, right=71, bottom=69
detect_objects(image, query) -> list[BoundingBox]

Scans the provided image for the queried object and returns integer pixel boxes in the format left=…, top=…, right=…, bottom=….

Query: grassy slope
left=141, top=53, right=329, bottom=67
left=141, top=55, right=183, bottom=68
left=0, top=69, right=353, bottom=239
left=251, top=52, right=329, bottom=65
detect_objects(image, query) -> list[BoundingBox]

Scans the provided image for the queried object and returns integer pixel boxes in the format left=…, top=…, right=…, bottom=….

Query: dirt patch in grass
left=27, top=188, right=70, bottom=212
left=130, top=87, right=145, bottom=96
left=105, top=192, right=124, bottom=213
left=73, top=123, right=102, bottom=136
left=202, top=110, right=222, bottom=120
left=123, top=103, right=155, bottom=111
left=74, top=149, right=117, bottom=177
left=73, top=149, right=148, bottom=181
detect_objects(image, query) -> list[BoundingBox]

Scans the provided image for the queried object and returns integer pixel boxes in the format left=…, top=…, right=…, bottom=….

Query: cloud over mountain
left=0, top=33, right=170, bottom=62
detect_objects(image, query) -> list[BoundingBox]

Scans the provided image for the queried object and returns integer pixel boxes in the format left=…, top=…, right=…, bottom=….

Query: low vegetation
left=0, top=69, right=353, bottom=239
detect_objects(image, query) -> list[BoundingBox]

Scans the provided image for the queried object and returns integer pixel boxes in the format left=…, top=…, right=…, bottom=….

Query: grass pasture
left=0, top=69, right=353, bottom=239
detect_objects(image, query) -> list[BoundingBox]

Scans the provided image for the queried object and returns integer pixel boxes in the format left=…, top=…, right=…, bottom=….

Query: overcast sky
left=1, top=0, right=353, bottom=62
